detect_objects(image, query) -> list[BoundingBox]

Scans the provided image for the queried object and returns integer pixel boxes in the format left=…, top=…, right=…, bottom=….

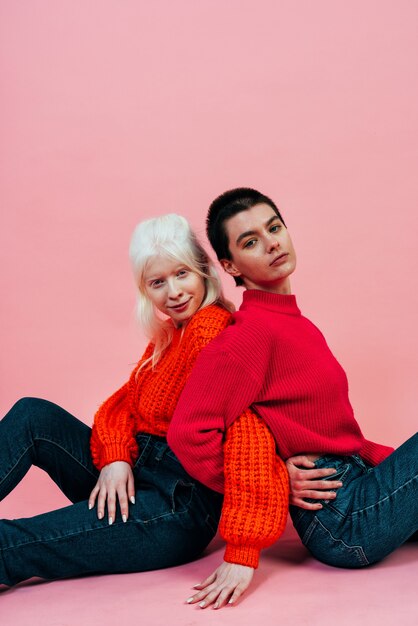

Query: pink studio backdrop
left=1, top=0, right=417, bottom=517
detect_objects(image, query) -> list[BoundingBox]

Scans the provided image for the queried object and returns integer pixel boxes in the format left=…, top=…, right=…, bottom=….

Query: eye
left=270, top=223, right=281, bottom=233
left=177, top=269, right=188, bottom=277
left=243, top=238, right=257, bottom=249
left=150, top=279, right=164, bottom=288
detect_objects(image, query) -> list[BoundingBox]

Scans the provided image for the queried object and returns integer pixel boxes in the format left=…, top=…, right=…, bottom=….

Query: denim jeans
left=290, top=433, right=418, bottom=568
left=0, top=398, right=223, bottom=586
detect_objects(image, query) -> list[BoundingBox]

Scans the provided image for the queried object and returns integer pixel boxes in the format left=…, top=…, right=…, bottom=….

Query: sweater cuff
left=223, top=543, right=260, bottom=569
left=92, top=442, right=136, bottom=470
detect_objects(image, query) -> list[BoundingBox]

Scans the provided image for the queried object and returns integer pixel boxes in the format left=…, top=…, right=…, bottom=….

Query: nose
left=266, top=234, right=280, bottom=253
left=167, top=278, right=183, bottom=300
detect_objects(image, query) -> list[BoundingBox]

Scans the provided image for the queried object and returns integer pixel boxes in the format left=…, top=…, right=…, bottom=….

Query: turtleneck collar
left=241, top=289, right=301, bottom=316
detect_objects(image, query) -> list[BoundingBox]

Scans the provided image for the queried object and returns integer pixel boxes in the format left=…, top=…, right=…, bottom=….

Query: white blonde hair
left=129, top=213, right=234, bottom=369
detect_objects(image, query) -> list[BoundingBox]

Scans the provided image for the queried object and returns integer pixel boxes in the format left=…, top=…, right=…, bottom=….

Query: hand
left=88, top=461, right=135, bottom=524
left=186, top=562, right=254, bottom=609
left=286, top=454, right=343, bottom=510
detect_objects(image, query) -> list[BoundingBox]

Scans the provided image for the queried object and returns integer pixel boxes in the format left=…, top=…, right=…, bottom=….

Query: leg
left=0, top=435, right=223, bottom=586
left=290, top=433, right=418, bottom=567
left=0, top=397, right=98, bottom=503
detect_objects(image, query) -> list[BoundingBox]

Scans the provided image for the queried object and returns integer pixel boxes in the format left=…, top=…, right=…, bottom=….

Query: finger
left=214, top=586, right=236, bottom=609
left=301, top=490, right=337, bottom=500
left=97, top=487, right=107, bottom=520
left=290, top=496, right=323, bottom=510
left=198, top=587, right=229, bottom=609
left=294, top=468, right=338, bottom=481
left=228, top=583, right=249, bottom=607
left=88, top=484, right=99, bottom=510
left=107, top=489, right=116, bottom=525
left=117, top=486, right=129, bottom=522
left=187, top=582, right=218, bottom=604
left=193, top=571, right=217, bottom=589
left=127, top=472, right=135, bottom=504
left=295, top=479, right=343, bottom=490
left=310, top=467, right=339, bottom=478
left=287, top=455, right=316, bottom=468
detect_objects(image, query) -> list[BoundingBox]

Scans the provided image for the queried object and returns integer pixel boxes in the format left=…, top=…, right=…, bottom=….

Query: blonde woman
left=0, top=214, right=291, bottom=589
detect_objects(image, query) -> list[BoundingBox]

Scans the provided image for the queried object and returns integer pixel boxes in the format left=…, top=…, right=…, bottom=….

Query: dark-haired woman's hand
left=286, top=455, right=343, bottom=510
left=88, top=461, right=135, bottom=524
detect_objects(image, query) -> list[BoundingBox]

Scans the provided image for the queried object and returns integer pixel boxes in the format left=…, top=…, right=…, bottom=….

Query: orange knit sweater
left=90, top=304, right=289, bottom=568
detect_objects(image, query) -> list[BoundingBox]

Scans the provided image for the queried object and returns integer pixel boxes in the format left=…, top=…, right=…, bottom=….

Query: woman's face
left=144, top=256, right=206, bottom=326
left=221, top=203, right=296, bottom=294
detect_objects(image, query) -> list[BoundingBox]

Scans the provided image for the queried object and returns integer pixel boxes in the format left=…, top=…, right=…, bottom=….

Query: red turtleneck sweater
left=168, top=290, right=394, bottom=493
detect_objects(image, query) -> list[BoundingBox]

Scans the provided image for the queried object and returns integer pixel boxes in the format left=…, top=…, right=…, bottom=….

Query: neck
left=243, top=277, right=292, bottom=295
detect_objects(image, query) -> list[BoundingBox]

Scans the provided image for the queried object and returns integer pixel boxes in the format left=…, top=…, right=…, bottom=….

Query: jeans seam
left=351, top=473, right=418, bottom=517
left=0, top=505, right=196, bottom=552
left=314, top=518, right=370, bottom=566
left=0, top=444, right=36, bottom=487
left=4, top=435, right=96, bottom=482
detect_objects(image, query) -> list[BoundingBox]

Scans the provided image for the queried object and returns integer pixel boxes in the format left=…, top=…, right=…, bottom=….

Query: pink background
left=1, top=0, right=417, bottom=522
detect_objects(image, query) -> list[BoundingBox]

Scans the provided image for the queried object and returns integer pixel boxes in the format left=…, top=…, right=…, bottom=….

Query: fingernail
left=214, top=603, right=219, bottom=610
left=186, top=597, right=193, bottom=603
left=108, top=517, right=113, bottom=526
left=130, top=496, right=135, bottom=504
left=199, top=602, right=206, bottom=608
left=122, top=514, right=127, bottom=523
left=88, top=503, right=93, bottom=510
left=98, top=512, right=103, bottom=519
left=337, top=482, right=343, bottom=487
left=228, top=598, right=234, bottom=604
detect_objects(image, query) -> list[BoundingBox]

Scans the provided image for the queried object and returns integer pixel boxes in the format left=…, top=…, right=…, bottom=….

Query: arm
left=89, top=344, right=154, bottom=523
left=168, top=345, right=265, bottom=492
left=187, top=409, right=289, bottom=609
left=90, top=382, right=138, bottom=470
left=90, top=342, right=155, bottom=469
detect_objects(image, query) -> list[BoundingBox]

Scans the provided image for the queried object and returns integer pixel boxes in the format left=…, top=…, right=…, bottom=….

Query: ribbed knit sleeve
left=90, top=382, right=138, bottom=470
left=168, top=345, right=266, bottom=493
left=220, top=409, right=289, bottom=569
left=90, top=342, right=155, bottom=470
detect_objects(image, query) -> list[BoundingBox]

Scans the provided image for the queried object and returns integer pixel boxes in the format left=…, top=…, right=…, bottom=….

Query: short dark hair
left=206, top=187, right=286, bottom=286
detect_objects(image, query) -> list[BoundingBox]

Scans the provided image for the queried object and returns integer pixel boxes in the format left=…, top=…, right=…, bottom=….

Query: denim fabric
left=0, top=398, right=223, bottom=586
left=290, top=433, right=418, bottom=568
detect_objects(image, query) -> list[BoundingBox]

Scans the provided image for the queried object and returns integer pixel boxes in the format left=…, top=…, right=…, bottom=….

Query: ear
left=220, top=258, right=242, bottom=278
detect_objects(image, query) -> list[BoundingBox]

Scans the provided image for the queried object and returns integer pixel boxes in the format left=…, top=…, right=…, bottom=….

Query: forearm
left=168, top=349, right=263, bottom=490
left=90, top=382, right=138, bottom=470
left=220, top=409, right=289, bottom=569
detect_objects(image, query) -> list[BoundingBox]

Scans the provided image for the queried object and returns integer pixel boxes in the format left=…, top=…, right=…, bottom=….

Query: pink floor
left=1, top=471, right=417, bottom=626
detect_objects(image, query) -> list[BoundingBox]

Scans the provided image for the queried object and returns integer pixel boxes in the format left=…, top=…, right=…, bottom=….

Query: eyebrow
left=235, top=215, right=280, bottom=245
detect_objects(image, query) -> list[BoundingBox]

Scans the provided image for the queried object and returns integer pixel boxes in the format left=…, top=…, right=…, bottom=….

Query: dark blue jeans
left=0, top=398, right=223, bottom=586
left=290, top=433, right=418, bottom=568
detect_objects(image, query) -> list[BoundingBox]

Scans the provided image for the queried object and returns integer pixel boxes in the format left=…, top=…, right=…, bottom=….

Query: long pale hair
left=129, top=213, right=234, bottom=369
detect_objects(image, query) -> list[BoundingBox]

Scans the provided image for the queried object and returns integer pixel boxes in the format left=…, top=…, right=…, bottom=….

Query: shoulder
left=185, top=304, right=232, bottom=347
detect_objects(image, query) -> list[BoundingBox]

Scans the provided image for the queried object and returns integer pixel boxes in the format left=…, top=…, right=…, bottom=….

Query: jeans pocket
left=170, top=479, right=195, bottom=514
left=302, top=516, right=369, bottom=568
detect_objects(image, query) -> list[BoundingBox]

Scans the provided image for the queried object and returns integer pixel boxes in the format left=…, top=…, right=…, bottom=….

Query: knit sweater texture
left=168, top=289, right=394, bottom=493
left=90, top=303, right=289, bottom=569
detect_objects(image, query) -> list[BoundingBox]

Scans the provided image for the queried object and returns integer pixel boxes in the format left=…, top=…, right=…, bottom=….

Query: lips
left=168, top=298, right=191, bottom=312
left=270, top=253, right=289, bottom=266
